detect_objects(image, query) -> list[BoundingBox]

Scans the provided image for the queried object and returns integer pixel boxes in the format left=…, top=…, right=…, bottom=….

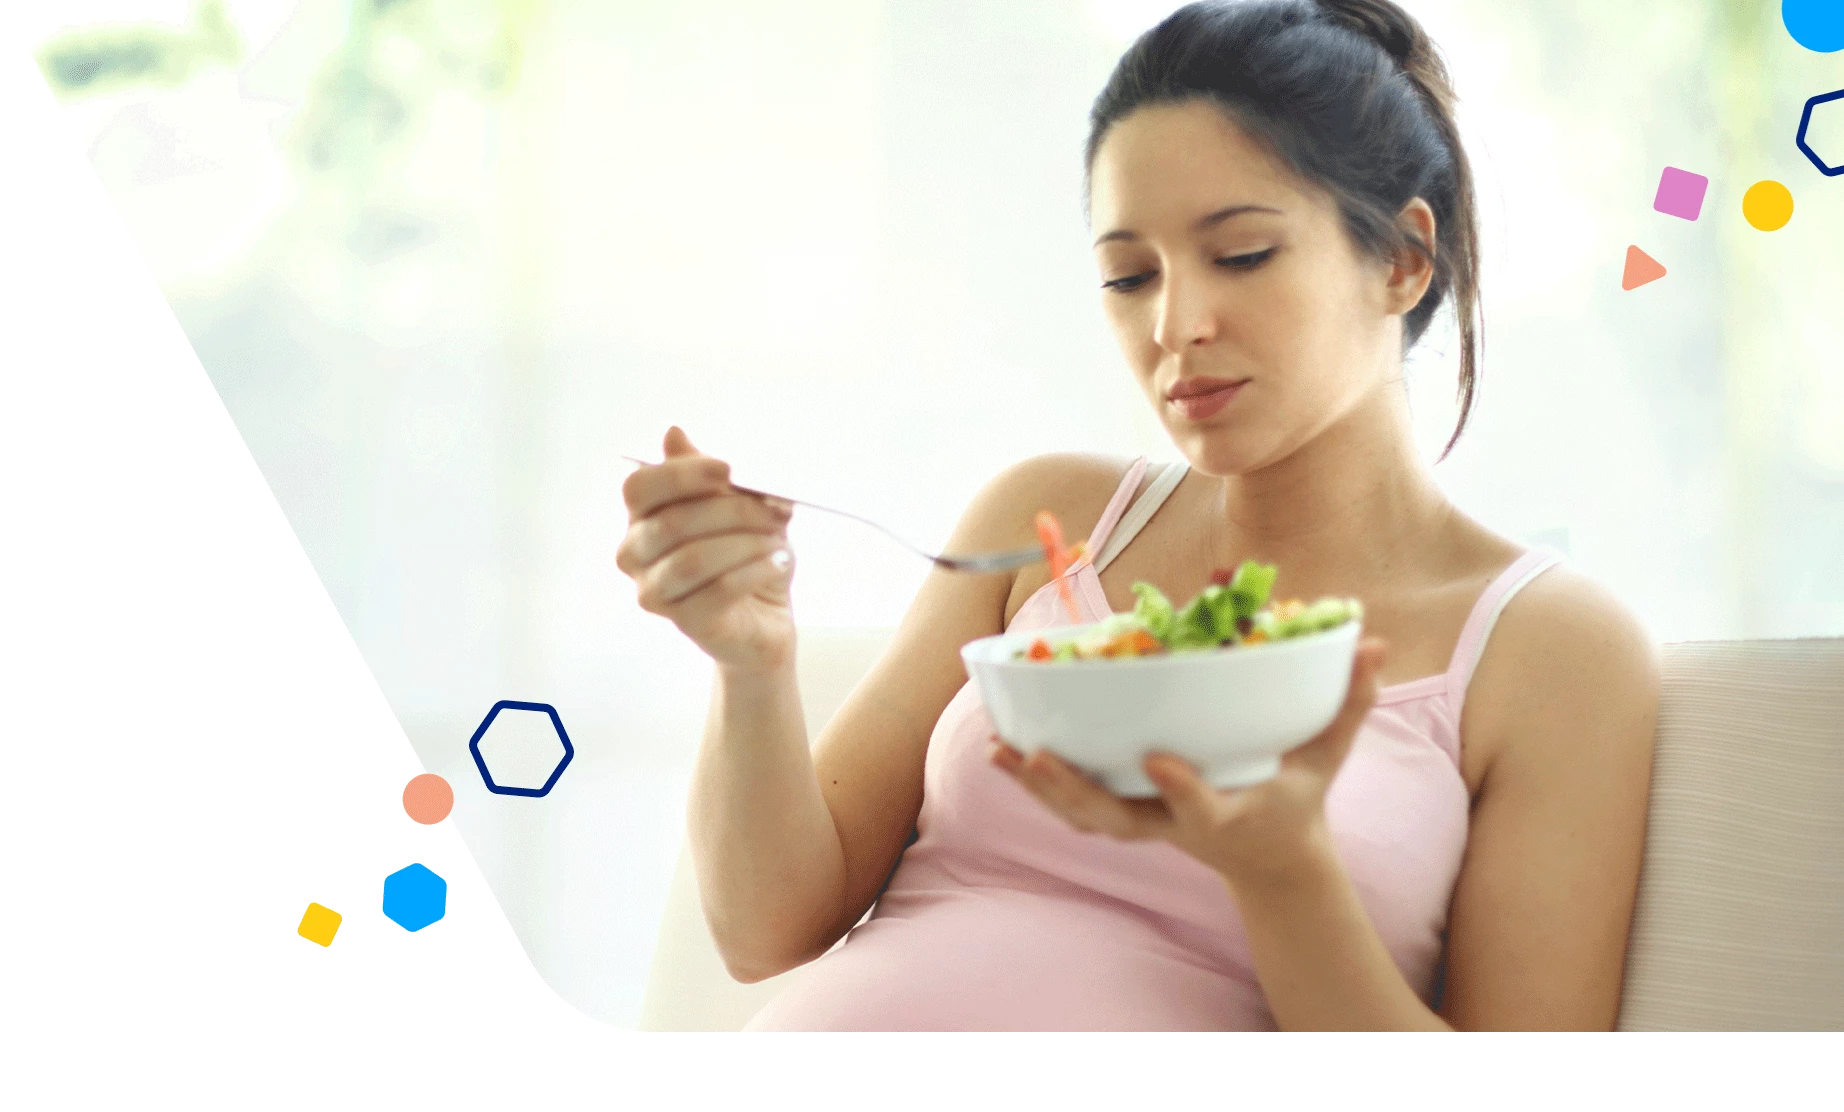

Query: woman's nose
left=1152, top=267, right=1219, bottom=351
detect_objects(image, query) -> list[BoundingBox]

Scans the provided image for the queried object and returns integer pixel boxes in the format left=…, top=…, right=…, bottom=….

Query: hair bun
left=1315, top=0, right=1421, bottom=65
left=1315, top=0, right=1457, bottom=117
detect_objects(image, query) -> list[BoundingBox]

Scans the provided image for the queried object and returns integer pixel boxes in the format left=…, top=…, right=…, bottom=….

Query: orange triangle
left=1622, top=245, right=1666, bottom=290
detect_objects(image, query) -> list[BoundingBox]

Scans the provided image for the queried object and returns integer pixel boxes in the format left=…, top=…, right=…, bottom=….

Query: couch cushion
left=1618, top=638, right=1844, bottom=1030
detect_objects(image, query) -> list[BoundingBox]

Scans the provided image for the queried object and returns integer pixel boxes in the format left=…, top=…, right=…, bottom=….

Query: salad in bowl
left=1013, top=559, right=1362, bottom=663
left=961, top=547, right=1366, bottom=797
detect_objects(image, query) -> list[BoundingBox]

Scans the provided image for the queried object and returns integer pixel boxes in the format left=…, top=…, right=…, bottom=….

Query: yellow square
left=298, top=902, right=342, bottom=947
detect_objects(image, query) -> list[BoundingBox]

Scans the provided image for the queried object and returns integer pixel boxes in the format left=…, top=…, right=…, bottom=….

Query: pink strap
left=1078, top=457, right=1150, bottom=569
left=1444, top=546, right=1567, bottom=708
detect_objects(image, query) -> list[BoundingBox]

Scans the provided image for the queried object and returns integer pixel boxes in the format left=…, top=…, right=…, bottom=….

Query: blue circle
left=1785, top=0, right=1844, bottom=52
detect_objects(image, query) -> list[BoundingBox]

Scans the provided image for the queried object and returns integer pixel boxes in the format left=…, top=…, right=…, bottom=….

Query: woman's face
left=1088, top=99, right=1423, bottom=476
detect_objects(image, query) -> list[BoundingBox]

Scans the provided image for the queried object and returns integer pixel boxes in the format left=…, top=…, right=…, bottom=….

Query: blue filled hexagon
left=1796, top=89, right=1844, bottom=177
left=467, top=700, right=574, bottom=798
left=382, top=863, right=447, bottom=932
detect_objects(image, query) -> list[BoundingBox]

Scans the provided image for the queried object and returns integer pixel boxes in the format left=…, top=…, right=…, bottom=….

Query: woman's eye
left=1101, top=249, right=1276, bottom=292
left=1217, top=248, right=1276, bottom=271
left=1101, top=272, right=1153, bottom=293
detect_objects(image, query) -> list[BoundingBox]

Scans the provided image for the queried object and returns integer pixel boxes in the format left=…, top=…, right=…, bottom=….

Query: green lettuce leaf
left=1130, top=582, right=1175, bottom=641
left=1169, top=591, right=1220, bottom=650
left=1202, top=584, right=1241, bottom=641
left=1228, top=560, right=1277, bottom=620
left=1299, top=597, right=1358, bottom=632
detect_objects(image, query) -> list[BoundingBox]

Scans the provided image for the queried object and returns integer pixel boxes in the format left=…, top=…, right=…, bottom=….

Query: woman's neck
left=1198, top=383, right=1454, bottom=593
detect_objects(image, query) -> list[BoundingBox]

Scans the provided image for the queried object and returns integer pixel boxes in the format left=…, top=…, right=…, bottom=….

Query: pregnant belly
left=743, top=884, right=1274, bottom=1032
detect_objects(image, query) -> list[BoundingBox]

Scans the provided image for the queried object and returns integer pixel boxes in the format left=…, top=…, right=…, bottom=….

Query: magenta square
left=1653, top=166, right=1709, bottom=221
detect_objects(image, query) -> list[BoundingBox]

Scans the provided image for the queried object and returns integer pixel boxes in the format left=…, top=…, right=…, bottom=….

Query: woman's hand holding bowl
left=989, top=635, right=1389, bottom=891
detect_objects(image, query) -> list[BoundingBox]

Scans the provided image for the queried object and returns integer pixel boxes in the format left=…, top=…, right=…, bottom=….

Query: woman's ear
left=1386, top=198, right=1438, bottom=314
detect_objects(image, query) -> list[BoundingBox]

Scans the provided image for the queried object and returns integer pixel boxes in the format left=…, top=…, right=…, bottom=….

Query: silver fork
left=620, top=455, right=1049, bottom=574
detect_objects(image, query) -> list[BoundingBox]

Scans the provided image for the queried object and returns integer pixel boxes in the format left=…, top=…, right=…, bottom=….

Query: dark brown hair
left=1085, top=0, right=1482, bottom=463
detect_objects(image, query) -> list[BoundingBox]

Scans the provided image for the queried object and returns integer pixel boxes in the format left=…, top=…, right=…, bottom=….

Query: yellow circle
left=1742, top=180, right=1794, bottom=231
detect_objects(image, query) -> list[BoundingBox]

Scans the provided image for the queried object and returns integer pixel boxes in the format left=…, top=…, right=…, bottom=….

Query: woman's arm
left=1436, top=571, right=1660, bottom=1030
left=691, top=453, right=1112, bottom=982
left=1228, top=825, right=1451, bottom=1029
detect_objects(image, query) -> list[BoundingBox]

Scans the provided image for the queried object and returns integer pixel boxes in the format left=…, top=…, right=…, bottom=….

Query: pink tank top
left=747, top=457, right=1566, bottom=1030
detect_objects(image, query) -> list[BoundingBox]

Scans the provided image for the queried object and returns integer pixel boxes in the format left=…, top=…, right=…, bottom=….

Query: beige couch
left=637, top=629, right=1844, bottom=1031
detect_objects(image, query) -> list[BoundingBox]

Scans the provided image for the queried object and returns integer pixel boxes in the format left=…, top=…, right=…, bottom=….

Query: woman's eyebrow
left=1092, top=204, right=1284, bottom=248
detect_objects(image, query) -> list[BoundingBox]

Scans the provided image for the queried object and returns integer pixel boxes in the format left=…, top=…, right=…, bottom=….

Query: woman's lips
left=1168, top=379, right=1248, bottom=421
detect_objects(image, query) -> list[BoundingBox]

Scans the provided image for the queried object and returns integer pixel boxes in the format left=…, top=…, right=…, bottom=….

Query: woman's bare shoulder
left=958, top=449, right=1143, bottom=626
left=962, top=451, right=1142, bottom=552
left=1469, top=557, right=1661, bottom=783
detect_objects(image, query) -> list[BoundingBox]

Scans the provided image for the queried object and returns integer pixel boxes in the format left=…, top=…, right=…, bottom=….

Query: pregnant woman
left=616, top=0, right=1660, bottom=1030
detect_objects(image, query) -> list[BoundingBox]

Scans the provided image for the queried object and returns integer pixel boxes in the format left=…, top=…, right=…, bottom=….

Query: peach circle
left=402, top=773, right=454, bottom=824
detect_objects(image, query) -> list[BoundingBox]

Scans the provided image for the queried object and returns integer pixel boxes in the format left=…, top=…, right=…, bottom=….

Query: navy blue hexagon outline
left=467, top=699, right=575, bottom=797
left=1796, top=88, right=1844, bottom=177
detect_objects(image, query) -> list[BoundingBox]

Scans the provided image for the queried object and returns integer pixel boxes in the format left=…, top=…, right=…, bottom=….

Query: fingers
left=632, top=532, right=792, bottom=611
left=623, top=450, right=731, bottom=518
left=1142, top=752, right=1221, bottom=830
left=988, top=738, right=1172, bottom=841
left=663, top=424, right=698, bottom=459
left=625, top=428, right=734, bottom=522
left=619, top=487, right=792, bottom=574
left=667, top=545, right=796, bottom=632
left=1283, top=635, right=1388, bottom=779
left=989, top=739, right=1026, bottom=775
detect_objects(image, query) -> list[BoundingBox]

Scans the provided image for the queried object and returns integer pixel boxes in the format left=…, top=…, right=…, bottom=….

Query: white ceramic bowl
left=961, top=617, right=1362, bottom=796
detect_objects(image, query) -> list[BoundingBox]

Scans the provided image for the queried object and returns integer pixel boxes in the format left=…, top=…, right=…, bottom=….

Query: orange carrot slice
left=1034, top=510, right=1083, bottom=626
left=1052, top=575, right=1080, bottom=626
left=1035, top=511, right=1069, bottom=578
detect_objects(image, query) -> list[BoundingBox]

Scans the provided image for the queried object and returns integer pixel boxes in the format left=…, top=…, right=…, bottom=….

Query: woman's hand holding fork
left=616, top=427, right=799, bottom=675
